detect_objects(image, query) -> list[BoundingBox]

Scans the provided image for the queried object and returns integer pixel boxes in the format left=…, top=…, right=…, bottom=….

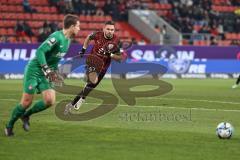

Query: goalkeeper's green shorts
left=23, top=67, right=52, bottom=94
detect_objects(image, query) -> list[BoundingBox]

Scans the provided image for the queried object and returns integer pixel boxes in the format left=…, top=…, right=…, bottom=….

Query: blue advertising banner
left=0, top=43, right=240, bottom=75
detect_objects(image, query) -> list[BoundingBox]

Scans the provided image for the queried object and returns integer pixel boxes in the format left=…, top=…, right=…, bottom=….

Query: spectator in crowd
left=38, top=22, right=52, bottom=42
left=0, top=36, right=9, bottom=43
left=94, top=1, right=104, bottom=16
left=72, top=0, right=82, bottom=14
left=138, top=39, right=146, bottom=45
left=23, top=0, right=37, bottom=13
left=103, top=0, right=112, bottom=16
left=210, top=36, right=218, bottom=45
left=118, top=0, right=128, bottom=20
left=231, top=40, right=240, bottom=46
left=49, top=0, right=60, bottom=6
left=23, top=21, right=34, bottom=37
left=49, top=21, right=59, bottom=33
left=38, top=27, right=51, bottom=42
left=87, top=0, right=97, bottom=15
left=131, top=37, right=138, bottom=45
left=56, top=0, right=67, bottom=14
left=154, top=24, right=161, bottom=33
left=15, top=21, right=26, bottom=38
left=64, top=0, right=74, bottom=13
left=232, top=0, right=240, bottom=6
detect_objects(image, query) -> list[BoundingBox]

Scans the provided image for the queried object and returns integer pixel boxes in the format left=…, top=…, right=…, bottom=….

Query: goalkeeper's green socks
left=6, top=100, right=48, bottom=128
left=6, top=104, right=25, bottom=128
left=24, top=100, right=48, bottom=117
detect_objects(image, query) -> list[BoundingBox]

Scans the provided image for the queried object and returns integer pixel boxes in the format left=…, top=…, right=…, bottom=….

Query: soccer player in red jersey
left=67, top=21, right=124, bottom=110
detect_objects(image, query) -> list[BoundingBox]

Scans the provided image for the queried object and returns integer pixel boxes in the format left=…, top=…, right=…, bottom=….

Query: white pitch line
left=0, top=98, right=18, bottom=102
left=1, top=99, right=240, bottom=112
left=145, top=97, right=240, bottom=105
left=83, top=102, right=240, bottom=113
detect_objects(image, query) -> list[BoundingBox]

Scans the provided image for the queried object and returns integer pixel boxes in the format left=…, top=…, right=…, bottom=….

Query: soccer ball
left=216, top=122, right=234, bottom=139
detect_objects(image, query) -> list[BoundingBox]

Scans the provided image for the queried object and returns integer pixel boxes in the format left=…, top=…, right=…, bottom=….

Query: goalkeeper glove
left=41, top=65, right=58, bottom=82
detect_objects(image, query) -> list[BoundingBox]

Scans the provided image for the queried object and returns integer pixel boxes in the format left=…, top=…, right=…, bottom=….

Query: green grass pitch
left=0, top=79, right=240, bottom=160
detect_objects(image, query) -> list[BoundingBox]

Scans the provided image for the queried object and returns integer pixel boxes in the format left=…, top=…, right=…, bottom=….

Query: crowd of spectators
left=159, top=0, right=240, bottom=44
left=49, top=0, right=147, bottom=20
left=1, top=0, right=240, bottom=45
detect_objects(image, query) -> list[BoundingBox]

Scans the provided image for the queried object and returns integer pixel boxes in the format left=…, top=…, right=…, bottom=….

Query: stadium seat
left=7, top=28, right=15, bottom=36
left=0, top=28, right=7, bottom=36
left=92, top=16, right=105, bottom=22
left=8, top=0, right=22, bottom=5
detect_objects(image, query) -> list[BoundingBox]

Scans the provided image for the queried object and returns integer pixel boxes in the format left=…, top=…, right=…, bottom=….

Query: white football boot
left=74, top=97, right=85, bottom=110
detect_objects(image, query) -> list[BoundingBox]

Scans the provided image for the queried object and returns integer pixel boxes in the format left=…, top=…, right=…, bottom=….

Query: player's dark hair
left=105, top=21, right=115, bottom=26
left=63, top=14, right=79, bottom=29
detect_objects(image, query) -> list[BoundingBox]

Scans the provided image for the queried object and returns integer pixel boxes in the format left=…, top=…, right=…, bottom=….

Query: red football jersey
left=87, top=31, right=120, bottom=72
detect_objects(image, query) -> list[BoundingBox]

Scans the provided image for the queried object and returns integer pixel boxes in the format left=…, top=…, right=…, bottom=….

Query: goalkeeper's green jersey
left=27, top=30, right=71, bottom=76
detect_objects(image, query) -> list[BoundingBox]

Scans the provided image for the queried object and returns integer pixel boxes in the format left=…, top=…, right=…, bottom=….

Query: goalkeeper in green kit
left=4, top=14, right=80, bottom=136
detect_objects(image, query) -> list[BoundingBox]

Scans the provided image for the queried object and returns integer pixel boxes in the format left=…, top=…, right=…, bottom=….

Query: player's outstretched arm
left=79, top=33, right=95, bottom=57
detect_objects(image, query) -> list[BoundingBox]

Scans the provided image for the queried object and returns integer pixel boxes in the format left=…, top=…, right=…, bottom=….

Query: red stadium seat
left=115, top=23, right=122, bottom=30
left=80, top=23, right=88, bottom=30
left=50, top=7, right=57, bottom=13
left=58, top=14, right=65, bottom=21
left=1, top=0, right=8, bottom=4
left=193, top=40, right=210, bottom=46
left=16, top=5, right=23, bottom=12
left=104, top=16, right=112, bottom=21
left=85, top=15, right=92, bottom=22
left=79, top=15, right=86, bottom=22
left=7, top=28, right=15, bottom=36
left=0, top=28, right=7, bottom=36
left=8, top=36, right=17, bottom=43
left=81, top=30, right=91, bottom=37
left=4, top=20, right=16, bottom=27
left=8, top=0, right=22, bottom=5
left=0, top=21, right=4, bottom=27
left=218, top=40, right=231, bottom=46
left=122, top=31, right=130, bottom=38
left=92, top=16, right=105, bottom=22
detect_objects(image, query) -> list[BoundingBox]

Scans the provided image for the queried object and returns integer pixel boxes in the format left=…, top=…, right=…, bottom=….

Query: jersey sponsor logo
left=107, top=43, right=114, bottom=50
left=56, top=52, right=66, bottom=58
left=47, top=37, right=57, bottom=46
